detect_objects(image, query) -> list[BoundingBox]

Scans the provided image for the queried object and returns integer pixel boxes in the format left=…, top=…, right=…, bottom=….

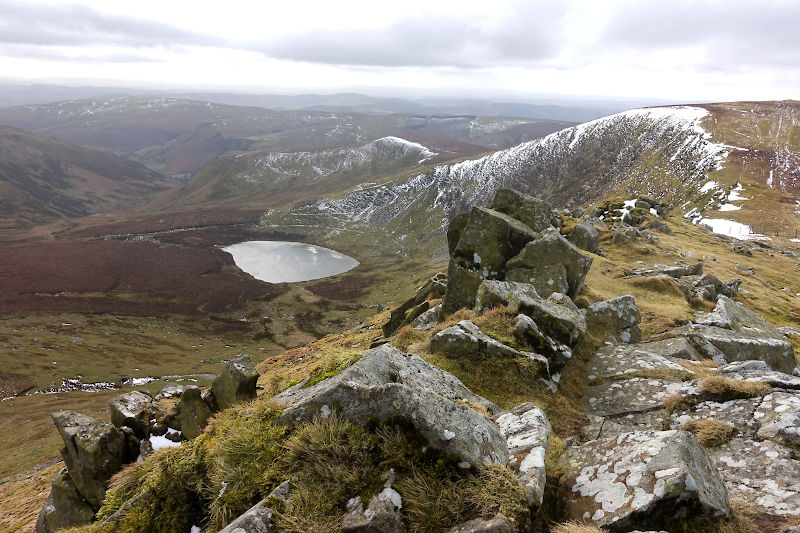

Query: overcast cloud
left=0, top=0, right=796, bottom=102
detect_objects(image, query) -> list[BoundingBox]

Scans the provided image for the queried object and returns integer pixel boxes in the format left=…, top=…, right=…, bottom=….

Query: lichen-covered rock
left=474, top=280, right=539, bottom=313
left=176, top=386, right=213, bottom=440
left=504, top=265, right=569, bottom=298
left=447, top=515, right=515, bottom=533
left=690, top=274, right=741, bottom=302
left=447, top=212, right=471, bottom=255
left=568, top=222, right=600, bottom=253
left=721, top=365, right=800, bottom=390
left=670, top=398, right=762, bottom=439
left=411, top=303, right=441, bottom=331
left=109, top=391, right=153, bottom=439
left=495, top=403, right=551, bottom=509
left=637, top=337, right=701, bottom=361
left=210, top=355, right=259, bottom=411
left=646, top=219, right=672, bottom=235
left=217, top=480, right=292, bottom=533
left=52, top=410, right=129, bottom=510
left=586, top=343, right=693, bottom=382
left=36, top=468, right=95, bottom=533
left=490, top=188, right=557, bottom=233
left=341, top=488, right=405, bottom=533
left=559, top=430, right=730, bottom=531
left=382, top=298, right=418, bottom=337
left=584, top=295, right=642, bottom=343
left=710, top=438, right=800, bottom=517
left=442, top=261, right=485, bottom=314
left=676, top=324, right=796, bottom=374
left=506, top=228, right=593, bottom=298
left=429, top=320, right=549, bottom=372
left=697, top=295, right=784, bottom=339
left=452, top=206, right=538, bottom=279
left=414, top=273, right=447, bottom=305
left=511, top=291, right=586, bottom=345
left=754, top=392, right=800, bottom=447
left=584, top=379, right=699, bottom=417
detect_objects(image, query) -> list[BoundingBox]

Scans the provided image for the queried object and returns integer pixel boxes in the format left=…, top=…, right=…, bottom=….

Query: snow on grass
left=727, top=183, right=748, bottom=201
left=718, top=203, right=742, bottom=211
left=700, top=181, right=719, bottom=193
left=698, top=218, right=770, bottom=240
left=149, top=428, right=182, bottom=451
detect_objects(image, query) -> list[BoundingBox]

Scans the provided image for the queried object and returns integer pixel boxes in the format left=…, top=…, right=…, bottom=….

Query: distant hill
left=0, top=126, right=172, bottom=229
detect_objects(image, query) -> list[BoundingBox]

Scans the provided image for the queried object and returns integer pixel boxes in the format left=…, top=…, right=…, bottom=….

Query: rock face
left=109, top=391, right=153, bottom=439
left=383, top=273, right=446, bottom=336
left=36, top=468, right=96, bottom=533
left=567, top=222, right=600, bottom=253
left=697, top=295, right=783, bottom=339
left=341, top=487, right=405, bottom=533
left=275, top=345, right=506, bottom=467
left=490, top=188, right=558, bottom=233
left=511, top=291, right=586, bottom=346
left=176, top=386, right=214, bottom=440
left=506, top=228, right=593, bottom=298
left=447, top=516, right=515, bottom=533
left=559, top=430, right=730, bottom=531
left=495, top=403, right=551, bottom=509
left=217, top=480, right=292, bottom=533
left=505, top=264, right=569, bottom=298
left=584, top=295, right=642, bottom=343
left=52, top=410, right=130, bottom=510
left=210, top=355, right=259, bottom=411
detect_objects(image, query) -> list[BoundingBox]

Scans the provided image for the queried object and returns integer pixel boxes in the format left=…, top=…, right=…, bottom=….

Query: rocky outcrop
left=567, top=222, right=600, bottom=253
left=109, top=391, right=153, bottom=440
left=36, top=468, right=96, bottom=533
left=341, top=485, right=405, bottom=533
left=217, top=480, right=292, bottom=533
left=584, top=294, right=642, bottom=343
left=495, top=403, right=551, bottom=509
left=697, top=295, right=783, bottom=338
left=559, top=430, right=730, bottom=531
left=447, top=516, right=515, bottom=533
left=490, top=188, right=559, bottom=233
left=176, top=386, right=214, bottom=440
left=275, top=345, right=505, bottom=467
left=383, top=273, right=446, bottom=337
left=210, top=355, right=259, bottom=411
left=511, top=291, right=586, bottom=346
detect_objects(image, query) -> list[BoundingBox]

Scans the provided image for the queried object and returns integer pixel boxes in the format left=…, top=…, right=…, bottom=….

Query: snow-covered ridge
left=263, top=106, right=729, bottom=245
left=237, top=136, right=437, bottom=184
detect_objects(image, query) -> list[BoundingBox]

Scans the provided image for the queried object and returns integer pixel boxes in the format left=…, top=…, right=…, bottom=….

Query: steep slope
left=0, top=126, right=172, bottom=229
left=176, top=136, right=448, bottom=206
left=260, top=106, right=730, bottom=256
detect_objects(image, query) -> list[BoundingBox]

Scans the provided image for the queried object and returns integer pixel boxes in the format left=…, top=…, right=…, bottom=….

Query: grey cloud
left=259, top=2, right=570, bottom=68
left=0, top=0, right=224, bottom=49
left=601, top=1, right=800, bottom=67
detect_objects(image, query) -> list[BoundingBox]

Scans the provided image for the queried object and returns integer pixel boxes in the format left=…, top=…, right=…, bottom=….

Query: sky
left=0, top=0, right=797, bottom=103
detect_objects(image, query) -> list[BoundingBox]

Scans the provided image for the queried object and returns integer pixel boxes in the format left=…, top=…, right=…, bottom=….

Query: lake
left=222, top=241, right=359, bottom=283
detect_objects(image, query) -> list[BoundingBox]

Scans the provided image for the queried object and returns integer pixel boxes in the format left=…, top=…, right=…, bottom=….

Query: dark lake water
left=222, top=241, right=359, bottom=283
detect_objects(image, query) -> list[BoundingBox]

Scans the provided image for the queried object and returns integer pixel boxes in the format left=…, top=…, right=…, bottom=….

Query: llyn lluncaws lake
left=222, top=241, right=359, bottom=283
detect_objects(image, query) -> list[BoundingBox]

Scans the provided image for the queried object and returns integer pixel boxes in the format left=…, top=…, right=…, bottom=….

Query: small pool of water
left=222, top=241, right=359, bottom=283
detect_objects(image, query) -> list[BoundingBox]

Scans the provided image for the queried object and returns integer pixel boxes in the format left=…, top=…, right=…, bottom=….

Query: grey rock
left=447, top=515, right=515, bottom=533
left=276, top=345, right=506, bottom=467
left=697, top=295, right=783, bottom=339
left=568, top=222, right=600, bottom=253
left=382, top=297, right=418, bottom=337
left=721, top=367, right=800, bottom=390
left=452, top=206, right=538, bottom=279
left=176, top=386, right=214, bottom=440
left=691, top=274, right=741, bottom=302
left=676, top=324, right=796, bottom=375
left=411, top=304, right=441, bottom=331
left=341, top=488, right=405, bottom=533
left=414, top=275, right=447, bottom=305
left=495, top=403, right=551, bottom=509
left=155, top=383, right=187, bottom=400
left=505, top=265, right=569, bottom=298
left=597, top=410, right=670, bottom=438
left=506, top=228, right=593, bottom=298
left=637, top=337, right=701, bottom=361
left=584, top=378, right=700, bottom=418
left=217, top=480, right=292, bottom=533
left=559, top=430, right=730, bottom=531
left=490, top=188, right=557, bottom=233
left=511, top=291, right=586, bottom=345
left=584, top=295, right=642, bottom=343
left=754, top=392, right=800, bottom=447
left=442, top=261, right=484, bottom=314
left=586, top=343, right=694, bottom=382
left=670, top=398, right=761, bottom=439
left=447, top=212, right=471, bottom=255
left=210, top=355, right=259, bottom=411
left=474, top=280, right=539, bottom=313
left=36, top=468, right=95, bottom=533
left=646, top=219, right=672, bottom=235
left=710, top=438, right=800, bottom=517
left=52, top=410, right=129, bottom=510
left=109, top=391, right=153, bottom=439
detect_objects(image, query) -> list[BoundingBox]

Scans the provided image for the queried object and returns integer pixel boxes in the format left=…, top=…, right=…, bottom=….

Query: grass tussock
left=689, top=297, right=718, bottom=311
left=550, top=522, right=605, bottom=533
left=699, top=376, right=770, bottom=401
left=663, top=393, right=698, bottom=414
left=682, top=499, right=762, bottom=533
left=473, top=305, right=524, bottom=349
left=628, top=275, right=688, bottom=299
left=392, top=325, right=427, bottom=351
left=682, top=419, right=736, bottom=448
left=674, top=358, right=720, bottom=379
left=302, top=349, right=363, bottom=388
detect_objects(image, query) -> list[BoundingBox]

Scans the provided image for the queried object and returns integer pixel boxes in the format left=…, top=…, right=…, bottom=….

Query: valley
left=0, top=96, right=799, bottom=532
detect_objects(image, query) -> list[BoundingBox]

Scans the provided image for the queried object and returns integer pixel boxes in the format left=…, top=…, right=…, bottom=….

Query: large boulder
left=176, top=386, right=214, bottom=440
left=584, top=378, right=699, bottom=418
left=210, top=355, right=259, bottom=411
left=442, top=261, right=485, bottom=314
left=690, top=274, right=741, bottom=302
left=506, top=228, right=593, bottom=298
left=567, top=222, right=600, bottom=253
left=52, top=410, right=130, bottom=510
left=490, top=188, right=558, bottom=233
left=36, top=468, right=95, bottom=533
left=511, top=291, right=586, bottom=345
left=275, top=345, right=506, bottom=467
left=504, top=265, right=569, bottom=298
left=474, top=280, right=539, bottom=313
left=109, top=391, right=153, bottom=439
left=676, top=324, right=796, bottom=375
left=495, top=403, right=551, bottom=509
left=451, top=206, right=538, bottom=279
left=447, top=212, right=471, bottom=255
left=559, top=430, right=730, bottom=531
left=584, top=295, right=642, bottom=343
left=697, top=295, right=783, bottom=339
left=586, top=343, right=694, bottom=383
